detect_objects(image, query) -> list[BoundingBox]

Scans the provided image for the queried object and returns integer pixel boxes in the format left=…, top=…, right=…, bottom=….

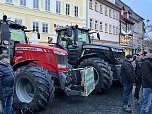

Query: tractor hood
left=83, top=43, right=124, bottom=52
left=15, top=43, right=68, bottom=55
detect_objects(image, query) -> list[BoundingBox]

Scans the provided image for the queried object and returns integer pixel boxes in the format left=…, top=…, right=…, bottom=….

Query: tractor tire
left=13, top=65, right=55, bottom=113
left=78, top=58, right=113, bottom=94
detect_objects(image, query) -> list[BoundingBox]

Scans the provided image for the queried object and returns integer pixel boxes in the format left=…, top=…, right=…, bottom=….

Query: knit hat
left=126, top=54, right=133, bottom=59
left=0, top=54, right=9, bottom=60
left=148, top=48, right=152, bottom=53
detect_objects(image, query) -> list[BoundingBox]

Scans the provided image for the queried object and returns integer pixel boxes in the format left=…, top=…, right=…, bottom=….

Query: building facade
left=115, top=0, right=144, bottom=55
left=0, top=0, right=86, bottom=45
left=87, top=0, right=121, bottom=45
left=131, top=12, right=144, bottom=54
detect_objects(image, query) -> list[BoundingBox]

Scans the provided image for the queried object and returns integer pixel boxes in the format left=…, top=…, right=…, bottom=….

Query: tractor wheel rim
left=85, top=66, right=99, bottom=86
left=15, top=77, right=34, bottom=103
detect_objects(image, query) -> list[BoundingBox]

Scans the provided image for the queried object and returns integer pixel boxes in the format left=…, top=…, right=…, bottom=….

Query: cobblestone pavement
left=37, top=85, right=152, bottom=114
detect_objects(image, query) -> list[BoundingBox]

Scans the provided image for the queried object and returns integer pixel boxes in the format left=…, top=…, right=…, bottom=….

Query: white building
left=87, top=0, right=121, bottom=45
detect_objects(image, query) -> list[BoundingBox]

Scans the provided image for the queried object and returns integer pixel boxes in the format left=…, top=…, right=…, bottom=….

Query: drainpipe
left=86, top=0, right=88, bottom=28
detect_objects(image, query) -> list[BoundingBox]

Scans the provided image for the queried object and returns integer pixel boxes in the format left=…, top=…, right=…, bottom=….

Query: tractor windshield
left=57, top=30, right=74, bottom=49
left=57, top=28, right=89, bottom=49
left=10, top=28, right=26, bottom=44
left=77, top=29, right=90, bottom=43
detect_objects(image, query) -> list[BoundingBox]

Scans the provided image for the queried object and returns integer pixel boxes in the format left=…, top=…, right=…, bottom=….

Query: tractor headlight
left=54, top=50, right=68, bottom=68
left=58, top=64, right=67, bottom=68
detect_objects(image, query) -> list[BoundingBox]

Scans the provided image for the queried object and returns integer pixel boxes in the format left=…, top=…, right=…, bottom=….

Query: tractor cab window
left=77, top=29, right=89, bottom=43
left=10, top=28, right=26, bottom=44
left=57, top=30, right=74, bottom=49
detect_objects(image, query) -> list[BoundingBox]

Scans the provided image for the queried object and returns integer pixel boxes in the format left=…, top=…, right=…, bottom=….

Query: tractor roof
left=0, top=19, right=26, bottom=30
left=55, top=25, right=89, bottom=32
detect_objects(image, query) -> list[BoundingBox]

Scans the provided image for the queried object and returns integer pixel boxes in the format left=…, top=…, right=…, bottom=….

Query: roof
left=0, top=19, right=26, bottom=29
left=115, top=0, right=144, bottom=21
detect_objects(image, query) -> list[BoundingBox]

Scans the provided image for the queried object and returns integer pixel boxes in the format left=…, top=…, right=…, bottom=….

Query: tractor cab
left=55, top=25, right=90, bottom=50
left=0, top=15, right=40, bottom=65
left=55, top=25, right=100, bottom=65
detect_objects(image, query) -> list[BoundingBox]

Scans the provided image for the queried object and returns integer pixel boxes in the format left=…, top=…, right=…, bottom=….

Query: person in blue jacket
left=140, top=49, right=152, bottom=114
left=0, top=54, right=15, bottom=114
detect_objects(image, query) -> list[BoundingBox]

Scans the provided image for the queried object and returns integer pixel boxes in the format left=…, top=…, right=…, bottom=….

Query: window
left=100, top=22, right=103, bottom=31
left=116, top=27, right=119, bottom=35
left=109, top=24, right=112, bottom=34
left=95, top=20, right=98, bottom=30
left=105, top=23, right=108, bottom=33
left=56, top=1, right=61, bottom=13
left=109, top=9, right=112, bottom=18
left=42, top=23, right=48, bottom=33
left=89, top=0, right=93, bottom=9
left=15, top=19, right=22, bottom=25
left=74, top=6, right=79, bottom=17
left=113, top=10, right=115, bottom=19
left=33, top=0, right=39, bottom=9
left=33, top=22, right=39, bottom=32
left=6, top=0, right=13, bottom=3
left=66, top=4, right=70, bottom=15
left=90, top=18, right=93, bottom=29
left=105, top=6, right=108, bottom=16
left=116, top=12, right=119, bottom=20
left=45, top=0, right=50, bottom=11
left=20, top=0, right=26, bottom=6
left=100, top=4, right=103, bottom=14
left=113, top=25, right=115, bottom=35
left=95, top=2, right=98, bottom=12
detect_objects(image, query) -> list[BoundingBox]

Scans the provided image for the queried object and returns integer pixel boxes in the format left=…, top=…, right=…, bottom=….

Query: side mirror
left=48, top=37, right=53, bottom=44
left=3, top=40, right=9, bottom=45
left=37, top=32, right=40, bottom=39
left=97, top=33, right=100, bottom=40
left=67, top=28, right=72, bottom=37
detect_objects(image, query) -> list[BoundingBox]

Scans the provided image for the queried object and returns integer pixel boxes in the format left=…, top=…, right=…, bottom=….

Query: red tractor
left=0, top=16, right=94, bottom=113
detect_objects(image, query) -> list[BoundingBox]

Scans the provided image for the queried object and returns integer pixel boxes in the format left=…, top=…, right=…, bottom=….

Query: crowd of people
left=120, top=49, right=152, bottom=114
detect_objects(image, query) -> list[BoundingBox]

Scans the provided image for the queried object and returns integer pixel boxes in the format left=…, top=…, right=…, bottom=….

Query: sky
left=122, top=0, right=152, bottom=24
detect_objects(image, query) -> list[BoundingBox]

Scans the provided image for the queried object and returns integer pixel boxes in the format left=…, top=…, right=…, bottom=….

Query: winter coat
left=141, top=58, right=152, bottom=88
left=0, top=61, right=15, bottom=98
left=135, top=60, right=142, bottom=78
left=120, top=59, right=135, bottom=84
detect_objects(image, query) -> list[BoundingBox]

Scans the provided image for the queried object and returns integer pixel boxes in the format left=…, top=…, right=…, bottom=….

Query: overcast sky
left=121, top=0, right=152, bottom=24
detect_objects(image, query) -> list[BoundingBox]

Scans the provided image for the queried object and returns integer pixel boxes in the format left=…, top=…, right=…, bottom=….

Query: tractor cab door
left=9, top=24, right=27, bottom=63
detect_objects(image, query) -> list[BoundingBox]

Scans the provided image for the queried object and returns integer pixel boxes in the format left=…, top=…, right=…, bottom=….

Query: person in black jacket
left=133, top=54, right=143, bottom=104
left=120, top=54, right=135, bottom=113
left=140, top=49, right=152, bottom=114
left=0, top=54, right=15, bottom=114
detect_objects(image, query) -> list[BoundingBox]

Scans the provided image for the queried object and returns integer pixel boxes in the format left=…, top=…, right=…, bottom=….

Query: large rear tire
left=13, top=65, right=55, bottom=113
left=78, top=58, right=113, bottom=94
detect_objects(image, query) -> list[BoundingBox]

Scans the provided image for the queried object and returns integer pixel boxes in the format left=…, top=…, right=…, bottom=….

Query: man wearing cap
left=140, top=49, right=152, bottom=114
left=120, top=54, right=135, bottom=113
left=0, top=54, right=15, bottom=114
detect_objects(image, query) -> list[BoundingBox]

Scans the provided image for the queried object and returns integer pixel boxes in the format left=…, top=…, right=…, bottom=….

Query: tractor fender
left=74, top=53, right=98, bottom=68
left=13, top=60, right=38, bottom=71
